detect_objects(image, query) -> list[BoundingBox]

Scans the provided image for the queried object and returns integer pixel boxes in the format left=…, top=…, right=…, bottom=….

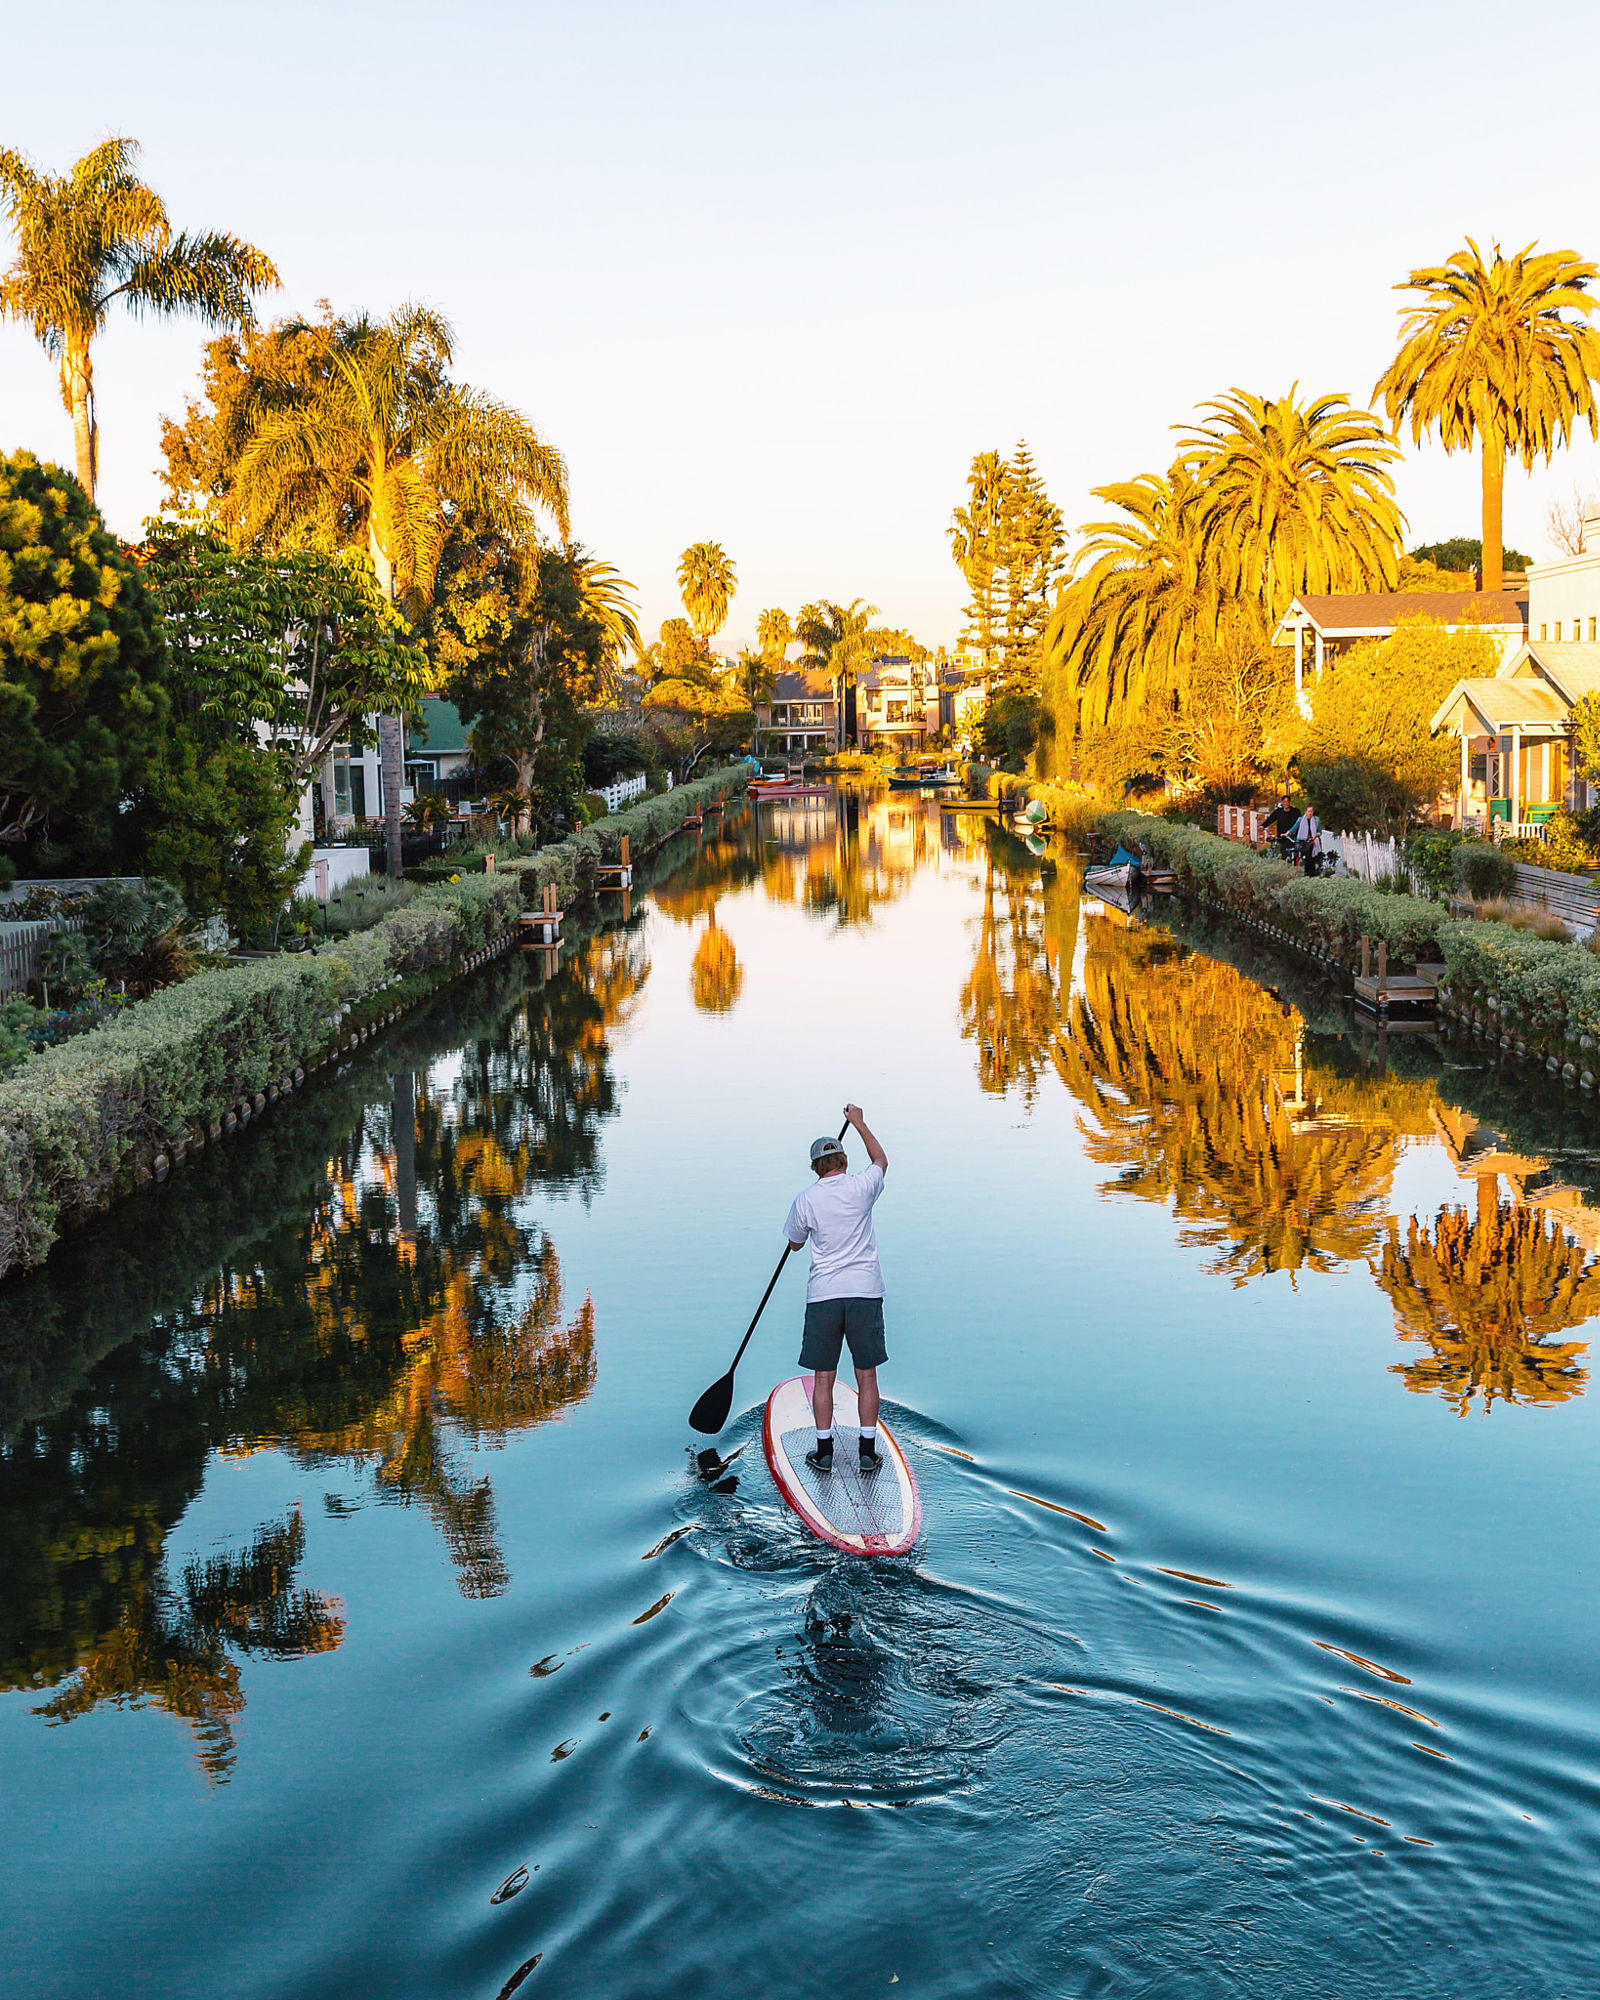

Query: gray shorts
left=800, top=1297, right=887, bottom=1373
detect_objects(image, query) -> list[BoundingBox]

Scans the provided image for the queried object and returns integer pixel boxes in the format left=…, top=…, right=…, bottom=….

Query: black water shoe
left=805, top=1441, right=834, bottom=1473
left=858, top=1438, right=882, bottom=1473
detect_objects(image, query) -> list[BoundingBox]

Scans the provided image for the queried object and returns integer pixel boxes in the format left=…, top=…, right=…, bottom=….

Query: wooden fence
left=0, top=918, right=86, bottom=997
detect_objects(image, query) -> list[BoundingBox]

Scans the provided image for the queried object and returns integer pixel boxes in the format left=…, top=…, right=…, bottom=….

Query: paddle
left=687, top=1118, right=849, bottom=1434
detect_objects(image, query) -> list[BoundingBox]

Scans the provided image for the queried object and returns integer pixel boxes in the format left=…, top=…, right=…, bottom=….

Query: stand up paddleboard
left=763, top=1374, right=921, bottom=1556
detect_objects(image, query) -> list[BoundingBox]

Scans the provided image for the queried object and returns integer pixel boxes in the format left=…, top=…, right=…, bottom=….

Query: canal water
left=3, top=792, right=1598, bottom=1999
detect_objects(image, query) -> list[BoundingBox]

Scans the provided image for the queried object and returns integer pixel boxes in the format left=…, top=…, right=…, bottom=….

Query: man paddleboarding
left=783, top=1104, right=889, bottom=1476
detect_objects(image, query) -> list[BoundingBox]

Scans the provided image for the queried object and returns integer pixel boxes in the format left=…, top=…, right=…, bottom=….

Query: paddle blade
left=689, top=1371, right=735, bottom=1435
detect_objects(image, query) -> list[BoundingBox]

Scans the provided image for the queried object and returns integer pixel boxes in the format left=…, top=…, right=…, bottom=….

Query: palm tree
left=796, top=598, right=882, bottom=747
left=757, top=606, right=793, bottom=662
left=1374, top=239, right=1600, bottom=593
left=1180, top=387, right=1404, bottom=619
left=0, top=136, right=277, bottom=499
left=570, top=551, right=640, bottom=699
left=677, top=541, right=737, bottom=651
left=1043, top=463, right=1226, bottom=741
left=228, top=303, right=568, bottom=875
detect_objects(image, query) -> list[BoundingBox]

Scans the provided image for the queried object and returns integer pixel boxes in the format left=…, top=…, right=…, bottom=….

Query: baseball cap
left=809, top=1136, right=846, bottom=1166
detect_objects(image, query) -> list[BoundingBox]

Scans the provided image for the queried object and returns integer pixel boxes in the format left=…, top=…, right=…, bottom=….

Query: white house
left=1430, top=514, right=1600, bottom=831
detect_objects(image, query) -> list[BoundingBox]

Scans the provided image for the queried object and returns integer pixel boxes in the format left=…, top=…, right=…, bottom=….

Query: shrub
left=320, top=877, right=414, bottom=936
left=1452, top=841, right=1516, bottom=900
left=0, top=870, right=522, bottom=1275
left=81, top=879, right=188, bottom=979
left=1405, top=828, right=1470, bottom=901
left=34, top=929, right=92, bottom=1000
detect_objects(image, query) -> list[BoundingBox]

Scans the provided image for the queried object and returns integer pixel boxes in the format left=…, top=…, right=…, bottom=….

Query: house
left=1273, top=586, right=1528, bottom=703
left=754, top=669, right=839, bottom=755
left=855, top=656, right=930, bottom=754
left=934, top=665, right=986, bottom=741
left=319, top=698, right=474, bottom=832
left=1430, top=515, right=1600, bottom=831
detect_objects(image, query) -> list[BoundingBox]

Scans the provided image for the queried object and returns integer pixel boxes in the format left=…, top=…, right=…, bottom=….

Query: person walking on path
left=783, top=1104, right=889, bottom=1476
left=1263, top=789, right=1298, bottom=862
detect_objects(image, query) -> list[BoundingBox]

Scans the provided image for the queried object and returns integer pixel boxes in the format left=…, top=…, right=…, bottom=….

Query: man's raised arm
left=844, top=1103, right=887, bottom=1176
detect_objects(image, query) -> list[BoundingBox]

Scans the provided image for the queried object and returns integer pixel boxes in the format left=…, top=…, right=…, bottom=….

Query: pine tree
left=948, top=443, right=1065, bottom=694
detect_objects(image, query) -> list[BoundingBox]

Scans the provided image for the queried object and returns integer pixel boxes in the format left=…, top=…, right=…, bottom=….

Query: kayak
left=762, top=1374, right=921, bottom=1556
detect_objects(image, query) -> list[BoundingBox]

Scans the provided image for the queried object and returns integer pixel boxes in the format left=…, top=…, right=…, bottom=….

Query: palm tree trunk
left=379, top=713, right=405, bottom=879
left=1481, top=431, right=1505, bottom=595
left=369, top=527, right=406, bottom=880
left=63, top=339, right=96, bottom=499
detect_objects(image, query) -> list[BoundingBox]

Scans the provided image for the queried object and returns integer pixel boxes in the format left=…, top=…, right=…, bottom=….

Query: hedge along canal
left=960, top=761, right=1600, bottom=1102
left=0, top=765, right=751, bottom=1281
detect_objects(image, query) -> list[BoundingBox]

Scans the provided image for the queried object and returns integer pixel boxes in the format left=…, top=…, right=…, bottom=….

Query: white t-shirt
left=783, top=1164, right=886, bottom=1302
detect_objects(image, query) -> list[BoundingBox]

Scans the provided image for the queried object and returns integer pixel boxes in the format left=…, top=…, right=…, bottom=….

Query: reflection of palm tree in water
left=1058, top=926, right=1416, bottom=1282
left=691, top=920, right=744, bottom=1013
left=959, top=845, right=1080, bottom=1108
left=32, top=1508, right=341, bottom=1782
left=1375, top=1202, right=1595, bottom=1413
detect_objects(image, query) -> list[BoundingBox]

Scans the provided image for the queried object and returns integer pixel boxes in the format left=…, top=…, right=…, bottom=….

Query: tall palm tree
left=796, top=598, right=882, bottom=747
left=1180, top=387, right=1404, bottom=620
left=1374, top=239, right=1600, bottom=593
left=0, top=137, right=277, bottom=498
left=677, top=541, right=737, bottom=651
left=1043, top=463, right=1226, bottom=741
left=228, top=303, right=568, bottom=875
left=757, top=606, right=793, bottom=662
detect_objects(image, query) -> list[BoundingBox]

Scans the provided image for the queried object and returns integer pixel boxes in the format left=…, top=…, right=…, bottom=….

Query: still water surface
left=3, top=792, right=1598, bottom=1997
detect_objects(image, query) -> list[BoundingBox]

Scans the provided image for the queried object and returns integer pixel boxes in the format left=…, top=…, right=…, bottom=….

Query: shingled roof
left=1286, top=589, right=1529, bottom=634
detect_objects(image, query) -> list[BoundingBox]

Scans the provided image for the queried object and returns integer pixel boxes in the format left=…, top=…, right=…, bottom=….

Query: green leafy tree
left=677, top=541, right=737, bottom=651
left=1375, top=239, right=1600, bottom=594
left=141, top=517, right=428, bottom=796
left=448, top=544, right=606, bottom=839
left=0, top=450, right=168, bottom=867
left=136, top=518, right=427, bottom=930
left=220, top=303, right=568, bottom=875
left=0, top=137, right=277, bottom=499
left=1409, top=536, right=1532, bottom=576
left=1298, top=621, right=1500, bottom=833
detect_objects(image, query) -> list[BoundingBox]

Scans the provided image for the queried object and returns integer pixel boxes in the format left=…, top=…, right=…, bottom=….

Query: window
left=1592, top=618, right=1597, bottom=642
left=330, top=749, right=366, bottom=819
left=1555, top=622, right=1563, bottom=641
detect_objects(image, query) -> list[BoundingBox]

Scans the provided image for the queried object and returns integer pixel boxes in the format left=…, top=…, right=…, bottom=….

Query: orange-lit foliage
left=691, top=922, right=744, bottom=1013
left=1376, top=1203, right=1595, bottom=1413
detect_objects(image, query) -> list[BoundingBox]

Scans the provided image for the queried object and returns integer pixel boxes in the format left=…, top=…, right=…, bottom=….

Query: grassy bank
left=0, top=765, right=751, bottom=1281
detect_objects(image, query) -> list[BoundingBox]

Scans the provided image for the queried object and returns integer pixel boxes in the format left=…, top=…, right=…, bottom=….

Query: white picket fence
left=1325, top=831, right=1406, bottom=884
left=597, top=772, right=647, bottom=814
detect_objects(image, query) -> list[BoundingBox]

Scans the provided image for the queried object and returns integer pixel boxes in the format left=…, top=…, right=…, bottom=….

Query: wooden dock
left=1352, top=937, right=1439, bottom=1017
left=595, top=834, right=633, bottom=891
left=518, top=881, right=564, bottom=945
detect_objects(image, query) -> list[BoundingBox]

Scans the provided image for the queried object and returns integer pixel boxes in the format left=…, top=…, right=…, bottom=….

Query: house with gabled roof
left=1430, top=515, right=1600, bottom=832
left=1273, top=586, right=1528, bottom=706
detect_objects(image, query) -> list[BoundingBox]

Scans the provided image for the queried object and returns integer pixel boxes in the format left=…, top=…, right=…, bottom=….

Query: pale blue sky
left=4, top=0, right=1600, bottom=647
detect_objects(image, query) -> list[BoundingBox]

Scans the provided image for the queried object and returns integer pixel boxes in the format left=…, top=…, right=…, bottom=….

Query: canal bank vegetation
left=0, top=764, right=749, bottom=1280
left=1096, top=808, right=1600, bottom=1083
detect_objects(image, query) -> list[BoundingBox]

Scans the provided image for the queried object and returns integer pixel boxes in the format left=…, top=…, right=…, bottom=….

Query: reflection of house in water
left=754, top=792, right=931, bottom=929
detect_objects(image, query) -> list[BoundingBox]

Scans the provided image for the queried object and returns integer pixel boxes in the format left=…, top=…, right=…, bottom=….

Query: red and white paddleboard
left=762, top=1374, right=921, bottom=1556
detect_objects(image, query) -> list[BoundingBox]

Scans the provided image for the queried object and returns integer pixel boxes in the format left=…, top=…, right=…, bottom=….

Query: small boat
left=1016, top=798, right=1050, bottom=828
left=1083, top=845, right=1140, bottom=896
